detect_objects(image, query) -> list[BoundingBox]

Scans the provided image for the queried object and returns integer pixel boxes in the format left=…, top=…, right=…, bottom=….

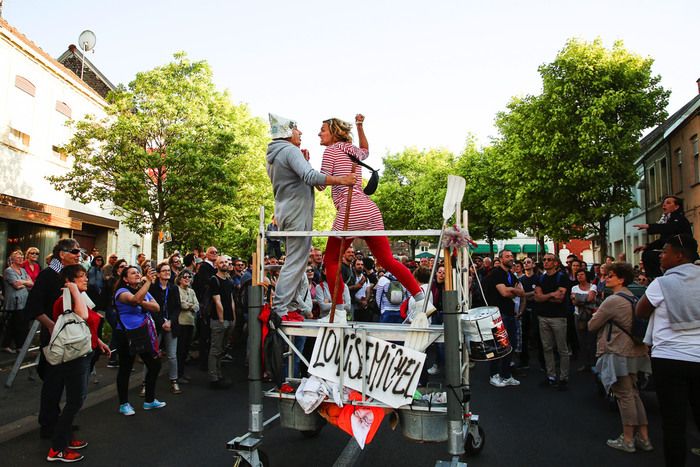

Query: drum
left=461, top=306, right=512, bottom=361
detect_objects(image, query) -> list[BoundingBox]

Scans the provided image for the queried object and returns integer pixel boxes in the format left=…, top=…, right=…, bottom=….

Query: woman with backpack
left=45, top=264, right=110, bottom=463
left=588, top=262, right=652, bottom=454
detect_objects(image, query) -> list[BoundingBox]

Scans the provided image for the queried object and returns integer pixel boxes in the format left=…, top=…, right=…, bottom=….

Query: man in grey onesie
left=266, top=114, right=354, bottom=316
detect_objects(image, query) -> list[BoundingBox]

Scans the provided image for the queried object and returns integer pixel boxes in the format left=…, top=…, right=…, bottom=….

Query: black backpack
left=609, top=292, right=648, bottom=345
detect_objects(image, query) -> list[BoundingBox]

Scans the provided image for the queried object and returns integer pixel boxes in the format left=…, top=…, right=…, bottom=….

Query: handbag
left=347, top=154, right=379, bottom=195
left=43, top=288, right=92, bottom=365
left=116, top=303, right=155, bottom=356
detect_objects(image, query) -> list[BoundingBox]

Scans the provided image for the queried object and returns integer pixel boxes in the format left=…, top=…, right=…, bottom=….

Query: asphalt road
left=1, top=354, right=698, bottom=467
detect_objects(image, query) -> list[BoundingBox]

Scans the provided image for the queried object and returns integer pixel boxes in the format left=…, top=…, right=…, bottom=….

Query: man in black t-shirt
left=208, top=257, right=235, bottom=389
left=484, top=250, right=525, bottom=388
left=518, top=257, right=541, bottom=369
left=534, top=253, right=570, bottom=390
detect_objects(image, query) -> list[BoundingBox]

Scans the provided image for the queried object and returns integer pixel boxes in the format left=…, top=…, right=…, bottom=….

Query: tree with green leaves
left=49, top=53, right=270, bottom=258
left=373, top=148, right=455, bottom=258
left=495, top=38, right=669, bottom=257
left=455, top=139, right=516, bottom=257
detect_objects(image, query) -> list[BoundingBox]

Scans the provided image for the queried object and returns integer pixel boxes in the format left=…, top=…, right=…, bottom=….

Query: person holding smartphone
left=113, top=266, right=164, bottom=416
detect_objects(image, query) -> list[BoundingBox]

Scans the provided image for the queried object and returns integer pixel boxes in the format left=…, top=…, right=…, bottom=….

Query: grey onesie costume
left=266, top=139, right=326, bottom=314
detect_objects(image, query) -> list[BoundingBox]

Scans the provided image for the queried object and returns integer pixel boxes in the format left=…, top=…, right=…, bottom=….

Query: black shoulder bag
left=347, top=154, right=379, bottom=195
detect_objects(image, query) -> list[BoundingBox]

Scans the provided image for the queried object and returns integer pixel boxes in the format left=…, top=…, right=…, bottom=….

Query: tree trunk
left=537, top=237, right=546, bottom=262
left=150, top=228, right=160, bottom=261
left=410, top=239, right=417, bottom=260
left=598, top=220, right=608, bottom=261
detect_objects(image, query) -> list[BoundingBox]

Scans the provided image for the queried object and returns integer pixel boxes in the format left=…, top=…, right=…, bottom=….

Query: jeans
left=282, top=335, right=307, bottom=378
left=50, top=353, right=91, bottom=451
left=176, top=325, right=194, bottom=379
left=142, top=332, right=177, bottom=382
left=651, top=357, right=700, bottom=467
left=380, top=310, right=402, bottom=323
left=114, top=329, right=162, bottom=404
left=162, top=332, right=178, bottom=381
left=539, top=316, right=570, bottom=381
left=490, top=314, right=517, bottom=379
left=208, top=319, right=234, bottom=382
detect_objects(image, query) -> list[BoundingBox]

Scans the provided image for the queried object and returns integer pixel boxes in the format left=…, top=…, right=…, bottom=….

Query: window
left=676, top=148, right=683, bottom=193
left=8, top=76, right=35, bottom=149
left=9, top=128, right=30, bottom=147
left=15, top=75, right=36, bottom=96
left=55, top=101, right=72, bottom=118
left=660, top=157, right=669, bottom=198
left=52, top=145, right=68, bottom=162
left=693, top=136, right=700, bottom=184
left=648, top=166, right=656, bottom=204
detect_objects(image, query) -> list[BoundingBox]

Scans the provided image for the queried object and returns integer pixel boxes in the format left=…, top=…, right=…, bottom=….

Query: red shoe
left=46, top=448, right=84, bottom=462
left=68, top=439, right=88, bottom=450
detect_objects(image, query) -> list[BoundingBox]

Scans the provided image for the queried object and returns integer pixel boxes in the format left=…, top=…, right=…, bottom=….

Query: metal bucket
left=278, top=398, right=326, bottom=432
left=461, top=306, right=512, bottom=361
left=398, top=408, right=447, bottom=442
left=399, top=389, right=448, bottom=442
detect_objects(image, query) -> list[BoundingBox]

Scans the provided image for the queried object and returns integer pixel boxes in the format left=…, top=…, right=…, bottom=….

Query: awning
left=504, top=244, right=521, bottom=253
left=522, top=244, right=549, bottom=254
left=415, top=251, right=435, bottom=259
left=471, top=244, right=498, bottom=254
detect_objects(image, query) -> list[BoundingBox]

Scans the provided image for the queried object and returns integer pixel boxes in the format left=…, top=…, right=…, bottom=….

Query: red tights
left=324, top=236, right=421, bottom=305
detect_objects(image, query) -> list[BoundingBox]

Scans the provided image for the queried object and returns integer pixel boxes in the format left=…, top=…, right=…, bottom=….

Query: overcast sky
left=5, top=0, right=699, bottom=169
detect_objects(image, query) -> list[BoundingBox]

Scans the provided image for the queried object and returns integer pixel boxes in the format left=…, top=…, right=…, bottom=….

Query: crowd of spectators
left=1, top=233, right=699, bottom=465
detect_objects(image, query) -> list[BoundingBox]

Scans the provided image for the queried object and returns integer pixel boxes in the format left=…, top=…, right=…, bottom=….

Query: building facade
left=607, top=82, right=700, bottom=264
left=0, top=18, right=157, bottom=266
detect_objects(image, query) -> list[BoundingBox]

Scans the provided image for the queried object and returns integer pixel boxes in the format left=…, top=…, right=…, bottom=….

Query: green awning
left=522, top=244, right=549, bottom=254
left=471, top=244, right=498, bottom=254
left=504, top=244, right=521, bottom=253
left=415, top=251, right=435, bottom=259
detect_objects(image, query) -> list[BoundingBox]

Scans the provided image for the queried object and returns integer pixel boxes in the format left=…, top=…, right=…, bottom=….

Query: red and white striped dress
left=320, top=142, right=383, bottom=231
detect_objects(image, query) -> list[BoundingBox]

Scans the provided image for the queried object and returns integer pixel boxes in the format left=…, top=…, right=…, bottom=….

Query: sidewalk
left=0, top=353, right=142, bottom=444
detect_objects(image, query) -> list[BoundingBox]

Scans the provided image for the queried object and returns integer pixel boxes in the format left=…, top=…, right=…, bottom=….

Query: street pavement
left=1, top=350, right=699, bottom=467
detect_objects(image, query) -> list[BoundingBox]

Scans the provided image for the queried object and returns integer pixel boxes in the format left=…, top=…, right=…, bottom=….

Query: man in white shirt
left=637, top=233, right=700, bottom=466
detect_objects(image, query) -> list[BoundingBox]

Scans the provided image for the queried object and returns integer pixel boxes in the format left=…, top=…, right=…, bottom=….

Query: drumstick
left=443, top=248, right=453, bottom=291
left=329, top=161, right=357, bottom=323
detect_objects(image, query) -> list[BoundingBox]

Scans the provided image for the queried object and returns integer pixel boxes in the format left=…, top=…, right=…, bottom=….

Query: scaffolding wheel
left=232, top=449, right=269, bottom=467
left=463, top=426, right=485, bottom=457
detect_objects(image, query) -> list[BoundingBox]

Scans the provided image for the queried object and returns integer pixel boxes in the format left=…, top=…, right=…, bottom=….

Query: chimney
left=697, top=77, right=700, bottom=94
left=68, top=44, right=78, bottom=55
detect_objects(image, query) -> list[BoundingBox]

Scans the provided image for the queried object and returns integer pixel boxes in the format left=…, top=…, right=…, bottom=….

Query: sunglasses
left=63, top=248, right=81, bottom=255
left=182, top=275, right=192, bottom=279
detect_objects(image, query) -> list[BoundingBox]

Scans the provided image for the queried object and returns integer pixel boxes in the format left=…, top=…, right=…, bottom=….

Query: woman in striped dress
left=318, top=114, right=425, bottom=313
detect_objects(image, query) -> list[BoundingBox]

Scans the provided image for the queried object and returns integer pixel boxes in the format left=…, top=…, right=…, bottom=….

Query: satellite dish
left=78, top=30, right=96, bottom=52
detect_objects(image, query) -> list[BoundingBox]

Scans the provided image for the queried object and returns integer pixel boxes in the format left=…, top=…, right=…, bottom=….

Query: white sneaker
left=427, top=364, right=439, bottom=375
left=489, top=375, right=506, bottom=388
left=411, top=298, right=436, bottom=319
left=500, top=376, right=521, bottom=386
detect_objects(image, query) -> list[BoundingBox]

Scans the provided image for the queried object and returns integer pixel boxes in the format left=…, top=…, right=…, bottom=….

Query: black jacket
left=25, top=267, right=62, bottom=347
left=646, top=209, right=692, bottom=250
left=148, top=282, right=181, bottom=337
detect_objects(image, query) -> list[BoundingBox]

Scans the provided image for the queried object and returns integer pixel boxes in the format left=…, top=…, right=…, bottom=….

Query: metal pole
left=248, top=285, right=264, bottom=435
left=443, top=290, right=464, bottom=456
